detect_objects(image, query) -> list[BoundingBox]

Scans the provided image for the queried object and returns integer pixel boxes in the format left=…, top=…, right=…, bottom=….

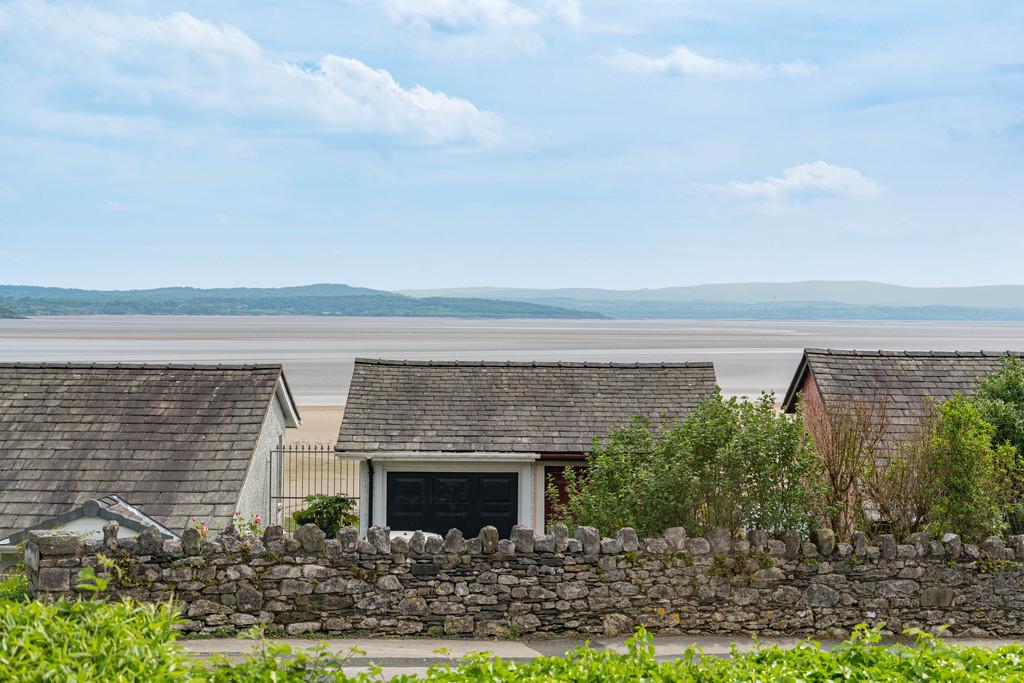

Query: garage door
left=386, top=471, right=518, bottom=538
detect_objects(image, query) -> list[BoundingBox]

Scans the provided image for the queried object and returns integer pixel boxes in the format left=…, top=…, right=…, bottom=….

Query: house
left=0, top=362, right=300, bottom=544
left=781, top=348, right=1020, bottom=452
left=336, top=358, right=717, bottom=537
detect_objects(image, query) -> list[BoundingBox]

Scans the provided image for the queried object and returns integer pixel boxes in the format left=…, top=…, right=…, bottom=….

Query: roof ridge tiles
left=354, top=357, right=714, bottom=368
left=805, top=348, right=1020, bottom=358
left=0, top=362, right=283, bottom=371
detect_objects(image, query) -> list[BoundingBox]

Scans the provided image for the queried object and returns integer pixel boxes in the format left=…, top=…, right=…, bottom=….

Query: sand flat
left=3, top=316, right=1024, bottom=405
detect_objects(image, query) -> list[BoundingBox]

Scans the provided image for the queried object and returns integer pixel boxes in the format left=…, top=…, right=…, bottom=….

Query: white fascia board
left=338, top=451, right=540, bottom=462
left=275, top=376, right=301, bottom=428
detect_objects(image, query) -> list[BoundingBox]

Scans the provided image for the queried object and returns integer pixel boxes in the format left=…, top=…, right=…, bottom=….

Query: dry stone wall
left=24, top=522, right=1024, bottom=638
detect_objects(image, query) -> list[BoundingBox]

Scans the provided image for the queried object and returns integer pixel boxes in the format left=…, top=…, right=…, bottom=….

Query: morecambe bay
left=4, top=316, right=1024, bottom=402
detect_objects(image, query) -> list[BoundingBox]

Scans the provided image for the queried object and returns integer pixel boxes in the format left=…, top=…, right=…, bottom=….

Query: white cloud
left=724, top=161, right=884, bottom=200
left=0, top=1, right=501, bottom=145
left=380, top=0, right=536, bottom=30
left=545, top=0, right=583, bottom=27
left=96, top=199, right=134, bottom=212
left=610, top=45, right=815, bottom=79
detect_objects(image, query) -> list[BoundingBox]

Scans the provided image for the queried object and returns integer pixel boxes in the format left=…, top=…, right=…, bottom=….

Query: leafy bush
left=972, top=356, right=1024, bottom=533
left=0, top=569, right=28, bottom=603
left=0, top=596, right=187, bottom=682
left=926, top=394, right=1020, bottom=540
left=292, top=494, right=359, bottom=536
left=551, top=391, right=818, bottom=537
left=5, top=590, right=1024, bottom=683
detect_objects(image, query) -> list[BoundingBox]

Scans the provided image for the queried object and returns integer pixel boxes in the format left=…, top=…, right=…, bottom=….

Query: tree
left=926, top=394, right=1019, bottom=540
left=860, top=404, right=937, bottom=539
left=803, top=392, right=890, bottom=540
left=550, top=391, right=818, bottom=537
left=972, top=356, right=1024, bottom=532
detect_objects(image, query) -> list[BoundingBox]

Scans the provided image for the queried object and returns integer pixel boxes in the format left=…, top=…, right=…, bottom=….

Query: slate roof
left=0, top=363, right=296, bottom=539
left=336, top=358, right=718, bottom=454
left=782, top=349, right=1021, bottom=448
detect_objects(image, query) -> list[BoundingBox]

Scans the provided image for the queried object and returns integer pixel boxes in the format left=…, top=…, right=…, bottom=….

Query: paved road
left=179, top=634, right=1022, bottom=678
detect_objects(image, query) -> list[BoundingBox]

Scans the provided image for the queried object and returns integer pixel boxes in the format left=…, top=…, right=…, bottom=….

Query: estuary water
left=2, top=316, right=1024, bottom=405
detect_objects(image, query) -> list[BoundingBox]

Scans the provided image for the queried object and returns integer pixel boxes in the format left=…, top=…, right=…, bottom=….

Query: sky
left=0, top=0, right=1022, bottom=291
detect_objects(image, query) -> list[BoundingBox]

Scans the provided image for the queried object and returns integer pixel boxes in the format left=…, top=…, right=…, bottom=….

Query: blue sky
left=0, top=0, right=1022, bottom=290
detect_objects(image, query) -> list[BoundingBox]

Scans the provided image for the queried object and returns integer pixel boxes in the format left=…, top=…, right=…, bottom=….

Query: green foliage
left=5, top=599, right=1024, bottom=683
left=551, top=391, right=817, bottom=537
left=292, top=494, right=359, bottom=536
left=972, top=356, right=1024, bottom=532
left=926, top=395, right=1020, bottom=540
left=974, top=356, right=1024, bottom=454
left=0, top=596, right=188, bottom=682
left=0, top=570, right=28, bottom=603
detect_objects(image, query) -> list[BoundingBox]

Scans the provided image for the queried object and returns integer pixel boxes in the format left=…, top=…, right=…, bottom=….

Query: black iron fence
left=268, top=438, right=360, bottom=527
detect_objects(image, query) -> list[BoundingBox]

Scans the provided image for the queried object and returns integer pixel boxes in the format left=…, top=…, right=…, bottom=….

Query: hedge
left=4, top=594, right=1024, bottom=682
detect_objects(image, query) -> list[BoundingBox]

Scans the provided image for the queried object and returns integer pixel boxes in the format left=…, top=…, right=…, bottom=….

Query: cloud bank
left=725, top=161, right=885, bottom=200
left=0, top=1, right=501, bottom=145
left=611, top=45, right=815, bottom=79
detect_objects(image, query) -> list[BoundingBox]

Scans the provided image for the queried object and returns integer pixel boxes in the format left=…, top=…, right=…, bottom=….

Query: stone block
left=980, top=536, right=1005, bottom=559
left=548, top=523, right=569, bottom=552
left=286, top=622, right=321, bottom=635
left=510, top=525, right=535, bottom=553
left=36, top=567, right=69, bottom=592
left=367, top=526, right=391, bottom=554
left=880, top=534, right=897, bottom=560
left=444, top=528, right=466, bottom=554
left=802, top=584, right=840, bottom=607
left=335, top=526, right=359, bottom=552
left=811, top=528, right=836, bottom=557
left=137, top=526, right=165, bottom=555
left=409, top=531, right=427, bottom=554
left=779, top=531, right=801, bottom=559
left=575, top=526, right=600, bottom=555
left=747, top=529, right=768, bottom=553
left=1010, top=535, right=1024, bottom=560
left=294, top=524, right=326, bottom=554
left=616, top=527, right=639, bottom=552
left=706, top=528, right=731, bottom=554
left=600, top=538, right=623, bottom=554
left=28, top=531, right=81, bottom=557
left=479, top=526, right=499, bottom=554
left=102, top=522, right=119, bottom=549
left=23, top=543, right=39, bottom=571
left=920, top=586, right=955, bottom=608
left=663, top=527, right=687, bottom=551
left=444, top=615, right=474, bottom=634
left=687, top=537, right=711, bottom=555
left=424, top=534, right=444, bottom=554
left=182, top=527, right=202, bottom=556
left=852, top=531, right=868, bottom=557
left=262, top=525, right=284, bottom=544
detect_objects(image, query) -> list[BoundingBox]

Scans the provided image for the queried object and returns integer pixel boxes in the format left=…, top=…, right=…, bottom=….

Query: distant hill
left=0, top=305, right=23, bottom=319
left=401, top=282, right=1024, bottom=320
left=0, top=284, right=604, bottom=319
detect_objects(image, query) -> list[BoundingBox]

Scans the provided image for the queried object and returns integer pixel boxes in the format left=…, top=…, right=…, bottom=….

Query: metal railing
left=268, top=438, right=360, bottom=527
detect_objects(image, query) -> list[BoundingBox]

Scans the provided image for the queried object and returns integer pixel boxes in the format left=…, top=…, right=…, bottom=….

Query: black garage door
left=386, top=472, right=518, bottom=538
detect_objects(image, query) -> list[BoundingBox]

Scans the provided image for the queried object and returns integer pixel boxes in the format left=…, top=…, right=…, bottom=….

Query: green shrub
left=550, top=391, right=817, bottom=537
left=927, top=394, right=1020, bottom=540
left=5, top=595, right=1024, bottom=683
left=0, top=563, right=28, bottom=603
left=292, top=494, right=359, bottom=536
left=0, top=597, right=188, bottom=682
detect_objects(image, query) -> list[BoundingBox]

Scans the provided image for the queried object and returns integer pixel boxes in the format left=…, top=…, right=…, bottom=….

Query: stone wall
left=24, top=522, right=1024, bottom=638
